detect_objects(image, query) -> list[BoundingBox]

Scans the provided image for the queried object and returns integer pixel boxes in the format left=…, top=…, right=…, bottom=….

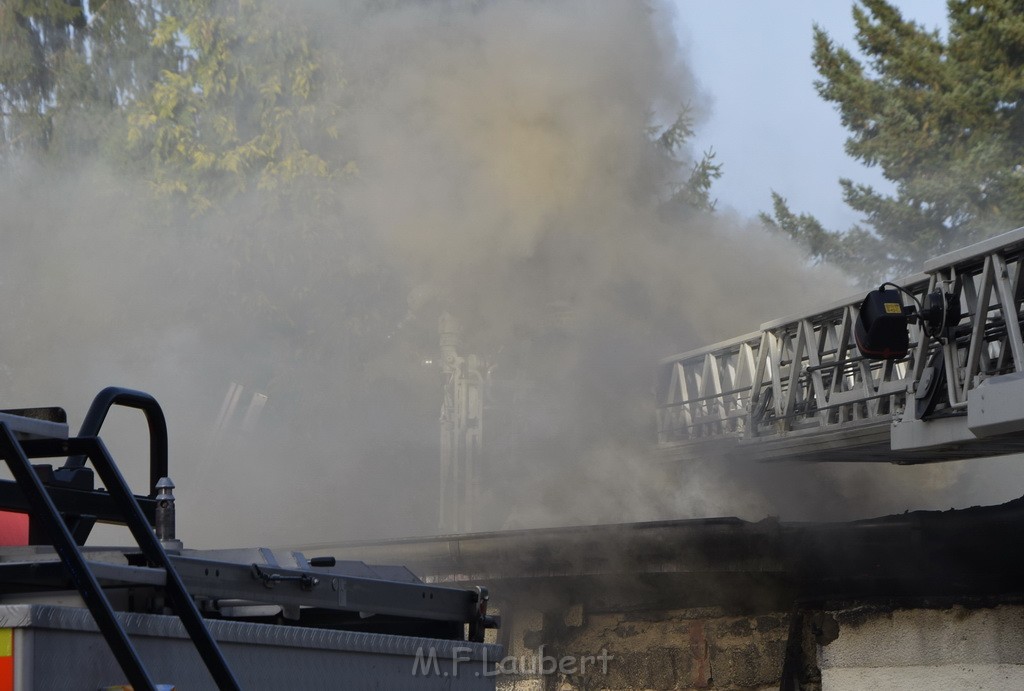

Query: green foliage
left=125, top=0, right=342, bottom=214
left=0, top=0, right=178, bottom=159
left=0, top=0, right=341, bottom=212
left=764, top=0, right=1024, bottom=282
left=759, top=191, right=895, bottom=280
left=0, top=0, right=83, bottom=152
left=0, top=0, right=363, bottom=383
left=656, top=110, right=722, bottom=213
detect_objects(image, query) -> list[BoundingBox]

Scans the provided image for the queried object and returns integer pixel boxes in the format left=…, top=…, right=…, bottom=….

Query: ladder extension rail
left=656, top=226, right=1024, bottom=460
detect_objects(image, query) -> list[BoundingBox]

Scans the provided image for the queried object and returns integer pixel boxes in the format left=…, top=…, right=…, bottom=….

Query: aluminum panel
left=968, top=372, right=1024, bottom=437
left=2, top=604, right=500, bottom=690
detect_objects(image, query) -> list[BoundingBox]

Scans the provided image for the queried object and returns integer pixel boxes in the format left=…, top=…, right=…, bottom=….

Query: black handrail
left=80, top=435, right=241, bottom=690
left=5, top=400, right=242, bottom=690
left=0, top=423, right=156, bottom=690
left=63, top=387, right=168, bottom=497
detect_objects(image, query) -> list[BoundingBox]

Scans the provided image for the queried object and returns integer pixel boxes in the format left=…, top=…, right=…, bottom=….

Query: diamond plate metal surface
left=3, top=604, right=501, bottom=689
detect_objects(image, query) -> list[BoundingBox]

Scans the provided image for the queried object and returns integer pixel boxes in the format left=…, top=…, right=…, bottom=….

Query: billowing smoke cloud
left=1, top=0, right=1006, bottom=549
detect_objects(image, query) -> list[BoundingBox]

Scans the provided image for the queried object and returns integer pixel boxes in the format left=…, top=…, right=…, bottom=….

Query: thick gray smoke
left=1, top=0, right=1007, bottom=548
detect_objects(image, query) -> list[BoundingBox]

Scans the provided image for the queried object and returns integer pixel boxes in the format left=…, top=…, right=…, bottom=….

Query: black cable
left=878, top=281, right=924, bottom=314
left=878, top=281, right=947, bottom=341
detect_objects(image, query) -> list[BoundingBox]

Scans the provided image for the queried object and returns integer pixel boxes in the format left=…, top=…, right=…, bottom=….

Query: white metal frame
left=656, top=226, right=1024, bottom=463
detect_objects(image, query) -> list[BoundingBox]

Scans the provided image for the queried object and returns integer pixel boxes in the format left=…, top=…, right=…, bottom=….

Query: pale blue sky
left=672, top=1, right=949, bottom=230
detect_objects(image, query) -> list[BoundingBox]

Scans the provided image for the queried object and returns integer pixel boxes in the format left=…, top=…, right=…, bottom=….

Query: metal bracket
left=252, top=563, right=319, bottom=591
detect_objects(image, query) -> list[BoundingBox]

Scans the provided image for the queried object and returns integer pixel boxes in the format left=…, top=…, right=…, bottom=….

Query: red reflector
left=0, top=512, right=28, bottom=547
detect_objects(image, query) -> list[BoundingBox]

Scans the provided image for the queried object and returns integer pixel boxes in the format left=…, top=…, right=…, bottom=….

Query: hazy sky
left=673, top=1, right=949, bottom=231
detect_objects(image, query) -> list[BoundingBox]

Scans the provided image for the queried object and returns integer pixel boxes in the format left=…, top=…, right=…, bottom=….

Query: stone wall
left=489, top=602, right=1024, bottom=690
left=493, top=604, right=791, bottom=690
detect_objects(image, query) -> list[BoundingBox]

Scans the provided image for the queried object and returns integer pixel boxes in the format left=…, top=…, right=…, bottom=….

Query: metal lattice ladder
left=0, top=387, right=240, bottom=691
left=657, top=225, right=1024, bottom=463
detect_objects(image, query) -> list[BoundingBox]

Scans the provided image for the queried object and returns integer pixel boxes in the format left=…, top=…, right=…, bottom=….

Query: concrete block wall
left=818, top=604, right=1024, bottom=691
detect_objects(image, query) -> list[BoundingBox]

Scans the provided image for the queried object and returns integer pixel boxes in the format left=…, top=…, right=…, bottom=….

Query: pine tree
left=763, top=0, right=1024, bottom=282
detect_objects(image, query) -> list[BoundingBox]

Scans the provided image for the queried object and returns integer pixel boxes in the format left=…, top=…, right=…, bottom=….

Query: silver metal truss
left=656, top=226, right=1024, bottom=464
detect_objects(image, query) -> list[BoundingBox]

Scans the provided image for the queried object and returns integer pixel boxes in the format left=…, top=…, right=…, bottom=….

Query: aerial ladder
left=656, top=225, right=1024, bottom=464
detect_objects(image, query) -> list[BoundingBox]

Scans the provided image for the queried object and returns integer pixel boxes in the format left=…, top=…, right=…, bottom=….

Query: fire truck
left=0, top=388, right=499, bottom=690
